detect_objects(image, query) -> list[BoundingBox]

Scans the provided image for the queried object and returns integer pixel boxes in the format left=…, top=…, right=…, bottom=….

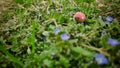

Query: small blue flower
left=60, top=33, right=70, bottom=40
left=95, top=54, right=108, bottom=65
left=105, top=16, right=113, bottom=22
left=51, top=53, right=55, bottom=56
left=54, top=28, right=60, bottom=34
left=108, top=38, right=120, bottom=46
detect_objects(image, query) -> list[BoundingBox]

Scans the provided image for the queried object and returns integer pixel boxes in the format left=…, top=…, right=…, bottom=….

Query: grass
left=0, top=0, right=120, bottom=68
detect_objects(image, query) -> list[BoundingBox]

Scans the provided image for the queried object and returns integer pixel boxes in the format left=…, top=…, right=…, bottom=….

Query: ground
left=0, top=0, right=120, bottom=68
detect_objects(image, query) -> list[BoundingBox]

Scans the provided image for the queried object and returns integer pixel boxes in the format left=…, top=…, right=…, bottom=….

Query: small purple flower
left=54, top=28, right=60, bottom=34
left=108, top=38, right=120, bottom=46
left=105, top=16, right=113, bottom=22
left=60, top=33, right=70, bottom=40
left=51, top=53, right=55, bottom=56
left=95, top=54, right=108, bottom=65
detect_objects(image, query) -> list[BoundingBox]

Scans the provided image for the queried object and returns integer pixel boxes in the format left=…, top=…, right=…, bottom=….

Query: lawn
left=0, top=0, right=120, bottom=68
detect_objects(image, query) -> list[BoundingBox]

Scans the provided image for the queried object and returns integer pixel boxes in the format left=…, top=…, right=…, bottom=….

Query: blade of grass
left=0, top=46, right=24, bottom=67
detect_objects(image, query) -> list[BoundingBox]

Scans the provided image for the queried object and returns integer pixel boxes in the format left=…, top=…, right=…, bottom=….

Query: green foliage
left=71, top=46, right=94, bottom=57
left=0, top=0, right=120, bottom=68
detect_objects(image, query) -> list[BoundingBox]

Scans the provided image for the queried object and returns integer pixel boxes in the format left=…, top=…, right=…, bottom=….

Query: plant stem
left=81, top=43, right=110, bottom=57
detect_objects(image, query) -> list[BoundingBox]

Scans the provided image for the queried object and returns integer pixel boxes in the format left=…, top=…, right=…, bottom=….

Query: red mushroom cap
left=73, top=12, right=86, bottom=23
